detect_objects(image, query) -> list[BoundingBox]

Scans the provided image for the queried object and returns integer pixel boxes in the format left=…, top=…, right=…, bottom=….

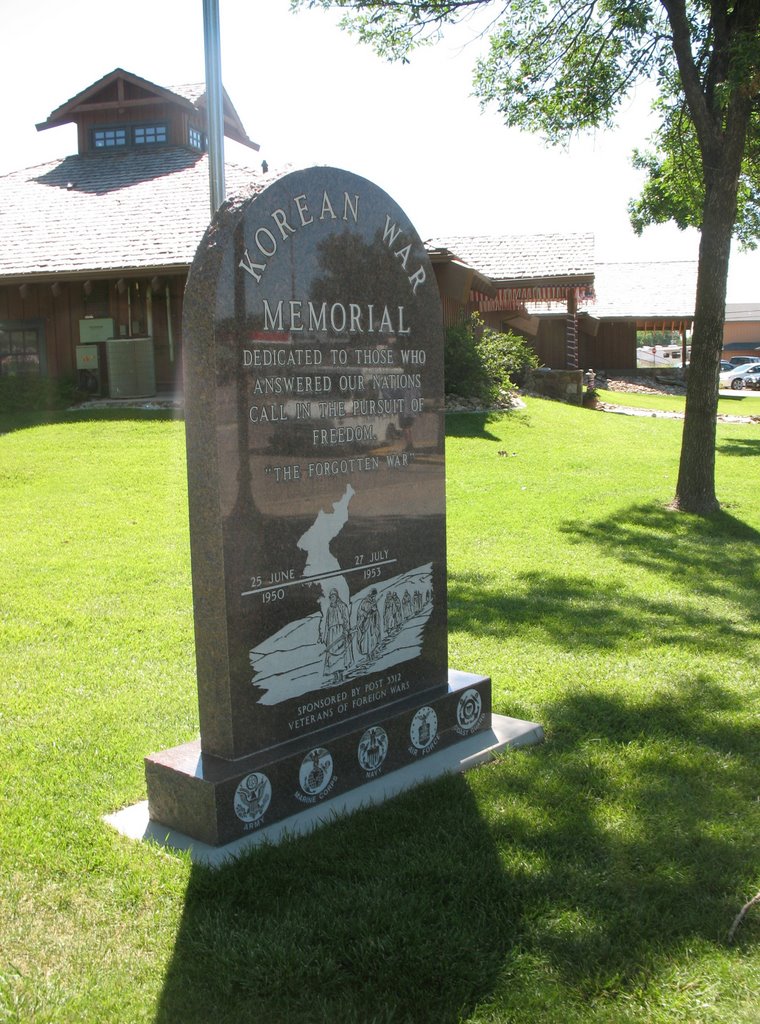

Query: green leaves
left=291, top=0, right=469, bottom=61
left=291, top=0, right=759, bottom=247
left=473, top=0, right=665, bottom=140
left=629, top=100, right=760, bottom=248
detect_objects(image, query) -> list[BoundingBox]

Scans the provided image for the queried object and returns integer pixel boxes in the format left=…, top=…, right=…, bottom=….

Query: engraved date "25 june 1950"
left=249, top=567, right=296, bottom=602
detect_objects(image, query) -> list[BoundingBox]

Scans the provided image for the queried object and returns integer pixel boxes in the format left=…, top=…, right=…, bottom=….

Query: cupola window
left=134, top=124, right=167, bottom=145
left=189, top=126, right=206, bottom=150
left=92, top=124, right=167, bottom=149
left=93, top=127, right=127, bottom=148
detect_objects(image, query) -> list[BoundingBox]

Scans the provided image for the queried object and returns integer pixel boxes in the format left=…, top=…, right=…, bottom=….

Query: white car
left=719, top=362, right=760, bottom=390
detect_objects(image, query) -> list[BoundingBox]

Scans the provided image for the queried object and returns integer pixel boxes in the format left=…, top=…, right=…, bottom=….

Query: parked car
left=720, top=360, right=734, bottom=372
left=743, top=369, right=760, bottom=391
left=719, top=362, right=760, bottom=390
left=728, top=356, right=760, bottom=366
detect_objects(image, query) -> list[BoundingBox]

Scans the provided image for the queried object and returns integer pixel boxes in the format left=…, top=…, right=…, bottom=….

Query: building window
left=189, top=126, right=205, bottom=150
left=134, top=124, right=167, bottom=145
left=92, top=124, right=168, bottom=149
left=94, top=127, right=127, bottom=148
left=0, top=323, right=45, bottom=376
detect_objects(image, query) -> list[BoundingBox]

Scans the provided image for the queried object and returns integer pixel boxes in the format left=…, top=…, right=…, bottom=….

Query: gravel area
left=595, top=375, right=759, bottom=424
left=446, top=376, right=758, bottom=425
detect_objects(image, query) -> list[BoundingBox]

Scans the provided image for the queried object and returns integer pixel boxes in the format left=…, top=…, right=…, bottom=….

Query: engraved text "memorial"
left=263, top=300, right=410, bottom=336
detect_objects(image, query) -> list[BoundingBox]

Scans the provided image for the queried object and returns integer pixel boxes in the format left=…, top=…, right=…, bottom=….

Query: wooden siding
left=533, top=320, right=568, bottom=368
left=78, top=102, right=191, bottom=152
left=481, top=312, right=638, bottom=369
left=581, top=321, right=637, bottom=370
left=0, top=275, right=186, bottom=390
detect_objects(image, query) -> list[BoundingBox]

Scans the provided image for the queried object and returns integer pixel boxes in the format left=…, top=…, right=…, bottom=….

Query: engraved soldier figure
left=356, top=588, right=382, bottom=662
left=319, top=588, right=352, bottom=684
left=383, top=590, right=403, bottom=636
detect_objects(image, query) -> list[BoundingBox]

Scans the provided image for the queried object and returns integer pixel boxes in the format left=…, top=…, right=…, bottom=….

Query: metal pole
left=203, top=0, right=226, bottom=217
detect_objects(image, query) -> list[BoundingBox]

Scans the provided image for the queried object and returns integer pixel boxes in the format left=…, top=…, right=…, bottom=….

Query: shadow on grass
left=559, top=502, right=760, bottom=606
left=154, top=776, right=515, bottom=1024
left=717, top=436, right=760, bottom=457
left=0, top=407, right=182, bottom=436
left=154, top=679, right=758, bottom=1024
left=474, top=676, right=759, bottom=995
left=449, top=569, right=751, bottom=655
left=447, top=503, right=758, bottom=659
left=444, top=411, right=519, bottom=440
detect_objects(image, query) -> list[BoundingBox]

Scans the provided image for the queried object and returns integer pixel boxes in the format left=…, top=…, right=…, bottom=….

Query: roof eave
left=0, top=265, right=191, bottom=286
left=37, top=68, right=202, bottom=132
left=224, top=128, right=261, bottom=151
left=492, top=273, right=595, bottom=289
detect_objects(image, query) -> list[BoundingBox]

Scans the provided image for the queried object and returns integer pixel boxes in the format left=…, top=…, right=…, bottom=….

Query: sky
left=2, top=0, right=757, bottom=299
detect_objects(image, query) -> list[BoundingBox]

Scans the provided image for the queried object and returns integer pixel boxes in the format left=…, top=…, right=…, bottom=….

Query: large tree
left=294, top=0, right=760, bottom=514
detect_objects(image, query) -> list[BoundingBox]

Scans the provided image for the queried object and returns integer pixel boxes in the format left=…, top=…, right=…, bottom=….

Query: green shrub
left=0, top=375, right=79, bottom=414
left=476, top=321, right=540, bottom=391
left=444, top=316, right=491, bottom=401
left=444, top=312, right=539, bottom=403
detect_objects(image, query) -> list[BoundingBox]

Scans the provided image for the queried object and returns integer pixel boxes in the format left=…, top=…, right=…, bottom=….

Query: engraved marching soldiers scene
left=249, top=486, right=435, bottom=705
left=318, top=581, right=433, bottom=687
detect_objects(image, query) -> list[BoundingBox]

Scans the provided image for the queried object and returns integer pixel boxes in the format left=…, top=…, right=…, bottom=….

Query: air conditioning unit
left=106, top=337, right=156, bottom=398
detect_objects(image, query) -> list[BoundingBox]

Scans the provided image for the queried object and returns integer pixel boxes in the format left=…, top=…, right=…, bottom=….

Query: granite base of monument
left=110, top=704, right=543, bottom=867
left=145, top=671, right=499, bottom=847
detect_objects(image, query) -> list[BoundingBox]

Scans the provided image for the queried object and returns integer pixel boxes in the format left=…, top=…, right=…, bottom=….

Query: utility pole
left=203, top=0, right=226, bottom=216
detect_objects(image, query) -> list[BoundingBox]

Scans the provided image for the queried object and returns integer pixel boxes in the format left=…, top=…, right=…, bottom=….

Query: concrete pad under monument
left=126, top=166, right=542, bottom=856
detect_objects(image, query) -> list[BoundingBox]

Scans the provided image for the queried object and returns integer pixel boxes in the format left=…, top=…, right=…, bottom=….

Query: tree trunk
left=671, top=150, right=742, bottom=514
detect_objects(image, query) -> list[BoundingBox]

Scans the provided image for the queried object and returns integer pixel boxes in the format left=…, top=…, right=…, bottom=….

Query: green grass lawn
left=1, top=400, right=758, bottom=1023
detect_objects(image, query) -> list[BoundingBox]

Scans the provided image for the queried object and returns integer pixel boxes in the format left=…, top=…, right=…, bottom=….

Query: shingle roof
left=725, top=302, right=760, bottom=322
left=168, top=83, right=207, bottom=105
left=0, top=150, right=264, bottom=280
left=425, top=233, right=595, bottom=283
left=589, top=261, right=697, bottom=319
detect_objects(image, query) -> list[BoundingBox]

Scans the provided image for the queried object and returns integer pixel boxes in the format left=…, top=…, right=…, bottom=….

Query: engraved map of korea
left=249, top=483, right=434, bottom=705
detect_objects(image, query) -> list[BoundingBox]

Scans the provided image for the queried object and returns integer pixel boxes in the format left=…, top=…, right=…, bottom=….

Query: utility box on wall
left=75, top=342, right=106, bottom=396
left=78, top=318, right=115, bottom=344
left=106, top=337, right=156, bottom=398
left=75, top=344, right=99, bottom=372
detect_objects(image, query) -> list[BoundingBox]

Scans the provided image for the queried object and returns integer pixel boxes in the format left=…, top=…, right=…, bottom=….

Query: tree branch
left=659, top=0, right=721, bottom=154
left=728, top=891, right=760, bottom=944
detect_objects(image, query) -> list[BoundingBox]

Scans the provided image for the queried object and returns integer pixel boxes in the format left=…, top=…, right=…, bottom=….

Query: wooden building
left=428, top=235, right=698, bottom=371
left=0, top=68, right=259, bottom=395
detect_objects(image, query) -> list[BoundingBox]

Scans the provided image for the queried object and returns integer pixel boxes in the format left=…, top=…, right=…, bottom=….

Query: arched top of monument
left=187, top=164, right=438, bottom=331
left=221, top=164, right=416, bottom=231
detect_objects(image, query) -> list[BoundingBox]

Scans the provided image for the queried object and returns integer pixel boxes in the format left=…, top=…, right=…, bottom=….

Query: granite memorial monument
left=145, top=166, right=494, bottom=846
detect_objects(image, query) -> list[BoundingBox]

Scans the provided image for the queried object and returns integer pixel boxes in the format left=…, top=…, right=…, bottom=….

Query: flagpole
left=202, top=0, right=226, bottom=216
